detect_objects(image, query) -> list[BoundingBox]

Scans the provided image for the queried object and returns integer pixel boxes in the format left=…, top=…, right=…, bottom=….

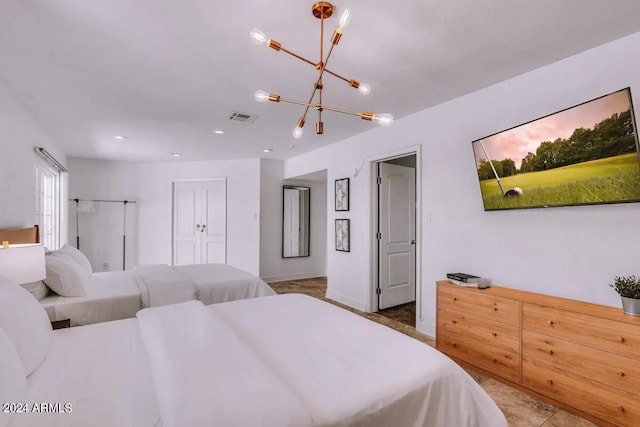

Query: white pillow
left=20, top=280, right=50, bottom=301
left=0, top=275, right=53, bottom=377
left=44, top=252, right=89, bottom=297
left=0, top=328, right=27, bottom=427
left=58, top=243, right=93, bottom=274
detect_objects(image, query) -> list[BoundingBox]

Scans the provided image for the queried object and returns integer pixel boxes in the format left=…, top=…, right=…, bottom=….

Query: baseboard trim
left=417, top=320, right=435, bottom=338
left=262, top=272, right=326, bottom=283
left=325, top=290, right=368, bottom=312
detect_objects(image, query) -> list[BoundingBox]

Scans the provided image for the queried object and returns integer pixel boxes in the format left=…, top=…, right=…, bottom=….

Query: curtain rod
left=34, top=147, right=68, bottom=172
left=70, top=198, right=137, bottom=204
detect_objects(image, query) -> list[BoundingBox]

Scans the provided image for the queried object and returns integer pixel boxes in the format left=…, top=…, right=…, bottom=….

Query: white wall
left=68, top=157, right=262, bottom=275
left=0, top=77, right=67, bottom=232
left=259, top=159, right=327, bottom=282
left=285, top=31, right=640, bottom=336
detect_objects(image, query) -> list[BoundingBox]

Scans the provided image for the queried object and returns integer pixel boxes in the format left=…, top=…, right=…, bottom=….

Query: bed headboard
left=0, top=225, right=40, bottom=244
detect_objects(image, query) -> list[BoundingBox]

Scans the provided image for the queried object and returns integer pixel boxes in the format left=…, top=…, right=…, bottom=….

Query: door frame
left=171, top=178, right=227, bottom=266
left=369, top=145, right=422, bottom=325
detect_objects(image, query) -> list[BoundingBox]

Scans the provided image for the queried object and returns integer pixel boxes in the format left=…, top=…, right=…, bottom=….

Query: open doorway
left=374, top=154, right=417, bottom=326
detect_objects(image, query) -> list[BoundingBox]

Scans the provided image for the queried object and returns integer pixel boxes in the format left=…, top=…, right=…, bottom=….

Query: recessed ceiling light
left=171, top=153, right=182, bottom=157
left=212, top=130, right=225, bottom=134
left=114, top=135, right=127, bottom=140
left=262, top=148, right=273, bottom=153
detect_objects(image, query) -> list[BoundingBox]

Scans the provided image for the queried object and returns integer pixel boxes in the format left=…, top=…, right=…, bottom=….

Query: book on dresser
left=446, top=272, right=481, bottom=283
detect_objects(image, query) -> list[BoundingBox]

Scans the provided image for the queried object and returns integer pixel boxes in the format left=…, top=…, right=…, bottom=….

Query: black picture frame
left=335, top=178, right=350, bottom=211
left=335, top=219, right=350, bottom=252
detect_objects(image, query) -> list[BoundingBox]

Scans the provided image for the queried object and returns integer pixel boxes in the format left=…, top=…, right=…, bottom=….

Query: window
left=34, top=162, right=60, bottom=249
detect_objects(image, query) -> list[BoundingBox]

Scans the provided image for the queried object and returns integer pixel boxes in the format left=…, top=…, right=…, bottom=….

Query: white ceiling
left=2, top=0, right=640, bottom=162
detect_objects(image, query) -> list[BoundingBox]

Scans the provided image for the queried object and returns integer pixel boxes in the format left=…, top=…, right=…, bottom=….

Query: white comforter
left=134, top=264, right=197, bottom=308
left=137, top=295, right=507, bottom=427
left=135, top=263, right=275, bottom=308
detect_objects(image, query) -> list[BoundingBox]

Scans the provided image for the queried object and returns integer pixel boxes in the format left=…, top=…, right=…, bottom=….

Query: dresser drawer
left=523, top=303, right=640, bottom=360
left=523, top=357, right=640, bottom=427
left=437, top=329, right=520, bottom=383
left=438, top=284, right=520, bottom=325
left=437, top=307, right=520, bottom=354
left=523, top=329, right=640, bottom=396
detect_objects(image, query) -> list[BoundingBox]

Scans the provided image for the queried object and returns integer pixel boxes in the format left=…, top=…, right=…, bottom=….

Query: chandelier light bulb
left=292, top=126, right=304, bottom=139
left=373, top=113, right=394, bottom=126
left=250, top=28, right=268, bottom=45
left=357, top=83, right=371, bottom=95
left=339, top=8, right=352, bottom=29
left=254, top=90, right=270, bottom=102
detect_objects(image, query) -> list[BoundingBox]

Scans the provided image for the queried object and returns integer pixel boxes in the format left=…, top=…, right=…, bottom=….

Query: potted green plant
left=610, top=275, right=640, bottom=316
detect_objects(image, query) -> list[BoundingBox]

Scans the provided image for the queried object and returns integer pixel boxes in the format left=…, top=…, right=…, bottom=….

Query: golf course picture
left=472, top=88, right=640, bottom=210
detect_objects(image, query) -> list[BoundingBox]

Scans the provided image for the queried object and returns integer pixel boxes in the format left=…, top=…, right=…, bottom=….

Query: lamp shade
left=0, top=244, right=46, bottom=284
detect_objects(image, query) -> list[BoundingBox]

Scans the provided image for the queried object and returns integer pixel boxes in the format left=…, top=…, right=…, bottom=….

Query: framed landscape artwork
left=335, top=219, right=350, bottom=252
left=335, top=178, right=350, bottom=211
left=472, top=88, right=640, bottom=210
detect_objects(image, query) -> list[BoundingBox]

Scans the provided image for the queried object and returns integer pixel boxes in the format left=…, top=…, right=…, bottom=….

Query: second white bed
left=40, top=263, right=275, bottom=326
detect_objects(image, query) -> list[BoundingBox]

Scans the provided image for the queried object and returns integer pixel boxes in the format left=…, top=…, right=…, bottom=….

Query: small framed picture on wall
left=335, top=178, right=350, bottom=211
left=335, top=219, right=350, bottom=252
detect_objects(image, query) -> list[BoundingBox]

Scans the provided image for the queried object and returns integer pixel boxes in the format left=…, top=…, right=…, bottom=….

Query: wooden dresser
left=436, top=280, right=640, bottom=427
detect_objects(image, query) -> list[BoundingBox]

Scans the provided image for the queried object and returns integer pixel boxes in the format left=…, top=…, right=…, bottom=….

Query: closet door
left=201, top=180, right=226, bottom=264
left=172, top=182, right=203, bottom=265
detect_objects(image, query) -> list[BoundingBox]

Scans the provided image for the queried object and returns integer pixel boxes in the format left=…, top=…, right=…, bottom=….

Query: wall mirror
left=282, top=186, right=310, bottom=258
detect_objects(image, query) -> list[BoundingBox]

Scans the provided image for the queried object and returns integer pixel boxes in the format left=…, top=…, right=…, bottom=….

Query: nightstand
left=51, top=319, right=71, bottom=330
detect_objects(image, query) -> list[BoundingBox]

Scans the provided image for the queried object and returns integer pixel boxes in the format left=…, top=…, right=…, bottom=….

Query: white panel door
left=282, top=188, right=300, bottom=257
left=173, top=181, right=202, bottom=266
left=201, top=180, right=226, bottom=264
left=173, top=180, right=227, bottom=266
left=378, top=163, right=416, bottom=309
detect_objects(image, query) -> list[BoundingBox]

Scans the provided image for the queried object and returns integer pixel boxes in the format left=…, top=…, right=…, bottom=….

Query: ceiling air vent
left=228, top=111, right=257, bottom=124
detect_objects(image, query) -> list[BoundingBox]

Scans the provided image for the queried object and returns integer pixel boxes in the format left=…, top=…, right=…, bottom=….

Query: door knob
left=201, top=224, right=206, bottom=232
left=411, top=240, right=416, bottom=244
left=196, top=224, right=201, bottom=231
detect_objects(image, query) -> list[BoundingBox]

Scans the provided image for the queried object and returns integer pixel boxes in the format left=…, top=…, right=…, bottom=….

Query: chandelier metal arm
left=278, top=97, right=361, bottom=117
left=278, top=46, right=317, bottom=68
left=276, top=45, right=354, bottom=85
left=300, top=41, right=337, bottom=122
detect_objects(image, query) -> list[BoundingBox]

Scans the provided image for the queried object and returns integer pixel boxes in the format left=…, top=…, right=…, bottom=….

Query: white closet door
left=201, top=180, right=226, bottom=264
left=173, top=182, right=202, bottom=265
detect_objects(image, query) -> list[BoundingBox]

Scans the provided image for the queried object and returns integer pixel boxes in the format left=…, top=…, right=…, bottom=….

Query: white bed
left=6, top=294, right=507, bottom=427
left=40, top=263, right=275, bottom=326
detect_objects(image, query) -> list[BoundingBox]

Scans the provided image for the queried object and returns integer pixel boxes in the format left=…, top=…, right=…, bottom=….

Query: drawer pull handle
left=619, top=337, right=625, bottom=343
left=492, top=332, right=497, bottom=337
left=547, top=379, right=554, bottom=385
left=493, top=358, right=498, bottom=364
left=451, top=320, right=457, bottom=324
left=547, top=320, right=554, bottom=326
left=451, top=342, right=457, bottom=348
left=548, top=350, right=554, bottom=355
left=618, top=371, right=625, bottom=377
left=493, top=307, right=498, bottom=311
left=617, top=406, right=625, bottom=413
left=453, top=297, right=457, bottom=301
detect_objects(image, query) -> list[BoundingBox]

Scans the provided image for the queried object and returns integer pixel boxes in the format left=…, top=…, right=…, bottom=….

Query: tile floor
left=269, top=277, right=597, bottom=427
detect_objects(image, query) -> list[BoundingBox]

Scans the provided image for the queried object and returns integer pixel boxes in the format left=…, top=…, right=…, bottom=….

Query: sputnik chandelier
left=251, top=2, right=393, bottom=139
